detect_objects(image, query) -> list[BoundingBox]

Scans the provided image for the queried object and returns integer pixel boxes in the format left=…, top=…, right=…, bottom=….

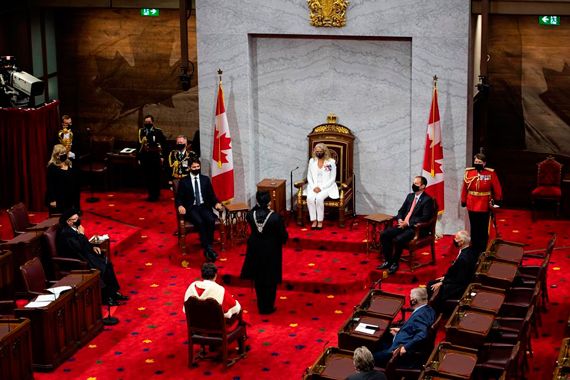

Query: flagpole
left=431, top=75, right=438, bottom=177
left=217, top=69, right=223, bottom=169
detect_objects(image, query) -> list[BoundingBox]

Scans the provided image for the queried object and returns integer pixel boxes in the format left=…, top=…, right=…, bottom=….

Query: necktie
left=404, top=196, right=418, bottom=225
left=194, top=176, right=202, bottom=205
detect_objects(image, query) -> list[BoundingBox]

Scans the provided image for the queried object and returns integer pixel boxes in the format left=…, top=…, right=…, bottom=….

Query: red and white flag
left=211, top=80, right=234, bottom=203
left=421, top=84, right=445, bottom=214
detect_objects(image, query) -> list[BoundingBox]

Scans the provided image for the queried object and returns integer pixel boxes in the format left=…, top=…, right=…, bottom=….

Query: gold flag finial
left=433, top=75, right=438, bottom=88
left=327, top=113, right=337, bottom=123
left=218, top=69, right=223, bottom=84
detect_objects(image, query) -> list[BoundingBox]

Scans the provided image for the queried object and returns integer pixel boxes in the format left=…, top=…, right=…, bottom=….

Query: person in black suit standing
left=175, top=158, right=224, bottom=261
left=427, top=230, right=478, bottom=314
left=138, top=114, right=166, bottom=202
left=378, top=176, right=435, bottom=274
left=240, top=191, right=288, bottom=314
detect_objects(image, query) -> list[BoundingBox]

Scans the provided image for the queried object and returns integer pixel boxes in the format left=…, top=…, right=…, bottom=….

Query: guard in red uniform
left=461, top=153, right=502, bottom=254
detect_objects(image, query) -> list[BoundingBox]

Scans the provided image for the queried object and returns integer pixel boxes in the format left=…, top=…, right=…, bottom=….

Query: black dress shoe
left=204, top=249, right=218, bottom=262
left=114, top=292, right=129, bottom=301
left=388, top=263, right=399, bottom=275
left=377, top=262, right=391, bottom=270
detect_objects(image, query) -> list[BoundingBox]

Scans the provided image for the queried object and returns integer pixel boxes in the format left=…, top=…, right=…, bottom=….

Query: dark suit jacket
left=346, top=370, right=387, bottom=380
left=57, top=224, right=106, bottom=273
left=439, top=246, right=478, bottom=301
left=396, top=192, right=435, bottom=229
left=390, top=304, right=436, bottom=352
left=175, top=174, right=219, bottom=211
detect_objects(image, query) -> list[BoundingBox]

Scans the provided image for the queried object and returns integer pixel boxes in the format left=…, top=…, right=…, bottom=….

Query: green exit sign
left=140, top=8, right=160, bottom=17
left=539, top=16, right=560, bottom=26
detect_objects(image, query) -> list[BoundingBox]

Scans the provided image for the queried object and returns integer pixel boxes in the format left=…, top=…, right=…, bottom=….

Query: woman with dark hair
left=46, top=144, right=81, bottom=214
left=240, top=191, right=288, bottom=314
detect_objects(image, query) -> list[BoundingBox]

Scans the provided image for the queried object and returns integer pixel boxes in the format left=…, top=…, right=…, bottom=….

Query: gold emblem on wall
left=308, top=0, right=349, bottom=27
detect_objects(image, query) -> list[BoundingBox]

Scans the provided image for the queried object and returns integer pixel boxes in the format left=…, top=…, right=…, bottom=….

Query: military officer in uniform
left=168, top=135, right=197, bottom=180
left=138, top=114, right=166, bottom=201
left=461, top=153, right=502, bottom=254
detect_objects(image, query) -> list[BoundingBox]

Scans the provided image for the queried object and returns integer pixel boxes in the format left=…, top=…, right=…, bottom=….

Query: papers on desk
left=25, top=301, right=52, bottom=308
left=120, top=147, right=136, bottom=154
left=354, top=322, right=379, bottom=335
left=24, top=286, right=73, bottom=308
left=89, top=234, right=109, bottom=243
left=47, top=286, right=72, bottom=299
left=35, top=294, right=57, bottom=302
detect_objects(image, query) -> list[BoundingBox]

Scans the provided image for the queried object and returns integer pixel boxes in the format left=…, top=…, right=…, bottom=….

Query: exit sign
left=539, top=16, right=560, bottom=26
left=140, top=8, right=160, bottom=17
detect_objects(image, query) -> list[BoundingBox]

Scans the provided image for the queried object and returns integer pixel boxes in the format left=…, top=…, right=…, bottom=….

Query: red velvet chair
left=531, top=156, right=562, bottom=220
left=6, top=203, right=36, bottom=236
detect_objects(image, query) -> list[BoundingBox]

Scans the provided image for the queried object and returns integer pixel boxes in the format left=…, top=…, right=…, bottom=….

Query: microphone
left=370, top=277, right=382, bottom=290
left=290, top=166, right=300, bottom=217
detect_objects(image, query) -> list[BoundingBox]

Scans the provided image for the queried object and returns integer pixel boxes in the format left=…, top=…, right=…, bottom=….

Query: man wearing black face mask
left=168, top=135, right=198, bottom=180
left=378, top=176, right=435, bottom=274
left=138, top=114, right=166, bottom=201
left=426, top=230, right=478, bottom=314
left=461, top=153, right=503, bottom=254
left=175, top=159, right=224, bottom=261
left=56, top=209, right=128, bottom=306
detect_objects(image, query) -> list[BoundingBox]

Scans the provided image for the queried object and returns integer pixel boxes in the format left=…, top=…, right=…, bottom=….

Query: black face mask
left=410, top=298, right=417, bottom=307
left=190, top=169, right=200, bottom=176
left=315, top=152, right=324, bottom=159
left=73, top=219, right=81, bottom=227
left=144, top=123, right=153, bottom=129
left=474, top=163, right=484, bottom=172
left=176, top=144, right=186, bottom=151
left=59, top=154, right=68, bottom=161
left=412, top=184, right=420, bottom=192
left=453, top=240, right=461, bottom=248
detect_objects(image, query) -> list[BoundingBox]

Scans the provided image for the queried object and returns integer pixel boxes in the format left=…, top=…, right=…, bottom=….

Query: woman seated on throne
left=304, top=143, right=338, bottom=230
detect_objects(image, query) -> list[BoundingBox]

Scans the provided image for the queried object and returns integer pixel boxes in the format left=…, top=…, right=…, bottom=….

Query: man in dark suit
left=175, top=158, right=224, bottom=261
left=427, top=230, right=478, bottom=314
left=378, top=176, right=435, bottom=274
left=138, top=114, right=166, bottom=202
left=56, top=209, right=128, bottom=306
left=373, top=287, right=436, bottom=368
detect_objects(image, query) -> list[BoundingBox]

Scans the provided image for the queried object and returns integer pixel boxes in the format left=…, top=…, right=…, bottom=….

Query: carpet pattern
left=0, top=190, right=568, bottom=380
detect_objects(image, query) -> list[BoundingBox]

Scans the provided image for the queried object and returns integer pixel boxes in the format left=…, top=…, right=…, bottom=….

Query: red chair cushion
left=531, top=186, right=562, bottom=198
left=537, top=158, right=562, bottom=186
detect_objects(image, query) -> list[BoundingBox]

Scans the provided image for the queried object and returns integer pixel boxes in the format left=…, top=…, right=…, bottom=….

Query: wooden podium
left=257, top=178, right=287, bottom=215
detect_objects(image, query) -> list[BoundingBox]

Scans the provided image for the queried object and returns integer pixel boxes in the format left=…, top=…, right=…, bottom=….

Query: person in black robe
left=46, top=144, right=81, bottom=214
left=240, top=191, right=288, bottom=314
left=56, top=209, right=128, bottom=306
left=427, top=230, right=478, bottom=314
left=137, top=114, right=166, bottom=202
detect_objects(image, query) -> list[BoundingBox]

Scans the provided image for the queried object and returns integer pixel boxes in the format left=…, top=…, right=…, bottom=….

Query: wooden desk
left=445, top=306, right=495, bottom=348
left=26, top=217, right=59, bottom=235
left=458, top=283, right=505, bottom=314
left=423, top=342, right=479, bottom=379
left=0, top=250, right=14, bottom=299
left=224, top=202, right=249, bottom=247
left=303, top=347, right=355, bottom=380
left=53, top=270, right=103, bottom=346
left=337, top=309, right=391, bottom=351
left=257, top=179, right=286, bottom=215
left=14, top=289, right=77, bottom=370
left=488, top=240, right=524, bottom=264
left=106, top=151, right=143, bottom=189
left=0, top=318, right=34, bottom=380
left=0, top=232, right=43, bottom=296
left=355, top=290, right=405, bottom=320
left=364, top=213, right=395, bottom=254
left=474, top=258, right=518, bottom=289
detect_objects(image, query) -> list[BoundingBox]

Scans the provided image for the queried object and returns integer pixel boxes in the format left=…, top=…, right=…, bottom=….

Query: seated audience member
left=56, top=209, right=128, bottom=306
left=175, top=159, right=224, bottom=261
left=46, top=144, right=81, bottom=214
left=346, top=346, right=387, bottom=380
left=427, top=230, right=478, bottom=313
left=183, top=262, right=241, bottom=319
left=373, top=287, right=436, bottom=368
left=377, top=176, right=435, bottom=274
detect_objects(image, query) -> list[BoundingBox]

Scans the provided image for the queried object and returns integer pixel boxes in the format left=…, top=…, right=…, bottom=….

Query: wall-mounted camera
left=0, top=56, right=44, bottom=108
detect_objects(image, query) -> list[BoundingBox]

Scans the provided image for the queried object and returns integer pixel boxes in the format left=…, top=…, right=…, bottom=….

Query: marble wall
left=196, top=0, right=470, bottom=234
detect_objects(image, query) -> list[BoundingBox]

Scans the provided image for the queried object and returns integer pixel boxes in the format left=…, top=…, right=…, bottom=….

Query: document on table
left=35, top=294, right=57, bottom=302
left=47, top=285, right=73, bottom=299
left=355, top=323, right=379, bottom=335
left=25, top=300, right=52, bottom=308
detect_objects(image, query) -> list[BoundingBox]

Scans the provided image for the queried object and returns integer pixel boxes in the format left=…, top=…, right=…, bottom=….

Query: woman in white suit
left=305, top=143, right=339, bottom=229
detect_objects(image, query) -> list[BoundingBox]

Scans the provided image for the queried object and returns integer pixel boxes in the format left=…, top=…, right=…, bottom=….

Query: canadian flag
left=421, top=84, right=444, bottom=214
left=211, top=81, right=234, bottom=203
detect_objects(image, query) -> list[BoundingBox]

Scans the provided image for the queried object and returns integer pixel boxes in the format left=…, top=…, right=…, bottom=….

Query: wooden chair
left=399, top=199, right=438, bottom=271
left=184, top=296, right=247, bottom=367
left=294, top=115, right=355, bottom=228
left=6, top=203, right=35, bottom=236
left=19, top=257, right=52, bottom=297
left=171, top=179, right=226, bottom=255
left=43, top=224, right=88, bottom=280
left=531, top=156, right=562, bottom=220
left=78, top=135, right=115, bottom=190
left=474, top=342, right=522, bottom=380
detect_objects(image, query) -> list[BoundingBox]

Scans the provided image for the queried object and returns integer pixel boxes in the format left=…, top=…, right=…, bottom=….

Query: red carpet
left=1, top=190, right=569, bottom=379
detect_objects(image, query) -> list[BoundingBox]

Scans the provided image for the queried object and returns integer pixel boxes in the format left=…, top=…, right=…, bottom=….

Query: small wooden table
left=364, top=213, right=395, bottom=254
left=458, top=283, right=505, bottom=314
left=257, top=179, right=286, bottom=216
left=355, top=289, right=406, bottom=320
left=303, top=347, right=355, bottom=380
left=224, top=202, right=249, bottom=247
left=422, top=342, right=479, bottom=379
left=337, top=309, right=391, bottom=351
left=445, top=305, right=495, bottom=348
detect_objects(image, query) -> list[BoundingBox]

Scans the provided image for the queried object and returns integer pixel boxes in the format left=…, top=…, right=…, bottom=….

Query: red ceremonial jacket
left=461, top=167, right=502, bottom=212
